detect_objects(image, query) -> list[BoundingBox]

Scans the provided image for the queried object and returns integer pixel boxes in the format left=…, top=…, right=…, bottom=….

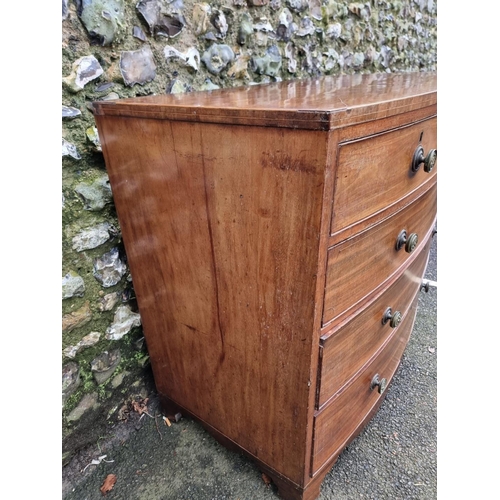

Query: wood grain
left=93, top=72, right=436, bottom=131
left=95, top=115, right=329, bottom=484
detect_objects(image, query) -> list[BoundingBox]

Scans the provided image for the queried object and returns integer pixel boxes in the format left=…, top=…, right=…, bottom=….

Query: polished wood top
left=93, top=72, right=436, bottom=130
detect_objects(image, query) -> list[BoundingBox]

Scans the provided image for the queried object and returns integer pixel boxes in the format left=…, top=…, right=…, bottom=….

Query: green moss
left=63, top=365, right=95, bottom=417
left=97, top=384, right=110, bottom=401
left=63, top=331, right=149, bottom=422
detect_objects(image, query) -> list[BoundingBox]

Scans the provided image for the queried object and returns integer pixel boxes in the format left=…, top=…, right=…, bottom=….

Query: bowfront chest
left=94, top=72, right=437, bottom=500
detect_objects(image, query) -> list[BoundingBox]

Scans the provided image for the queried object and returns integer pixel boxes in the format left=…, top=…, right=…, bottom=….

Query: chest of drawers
left=93, top=72, right=437, bottom=500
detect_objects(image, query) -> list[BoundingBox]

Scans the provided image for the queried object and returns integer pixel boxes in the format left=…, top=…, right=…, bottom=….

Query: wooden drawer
left=311, top=293, right=419, bottom=475
left=317, top=236, right=430, bottom=408
left=322, top=182, right=436, bottom=326
left=330, top=117, right=437, bottom=236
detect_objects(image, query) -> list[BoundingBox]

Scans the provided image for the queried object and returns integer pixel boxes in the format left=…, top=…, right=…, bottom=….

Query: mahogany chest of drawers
left=93, top=72, right=437, bottom=500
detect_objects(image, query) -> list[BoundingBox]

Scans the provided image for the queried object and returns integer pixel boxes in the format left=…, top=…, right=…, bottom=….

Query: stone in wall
left=352, top=52, right=365, bottom=69
left=380, top=45, right=393, bottom=68
left=284, top=42, right=297, bottom=73
left=66, top=393, right=99, bottom=423
left=276, top=8, right=296, bottom=42
left=326, top=22, right=342, bottom=39
left=133, top=25, right=147, bottom=41
left=364, top=45, right=379, bottom=65
left=63, top=55, right=103, bottom=92
left=199, top=78, right=220, bottom=90
left=120, top=46, right=157, bottom=86
left=74, top=175, right=112, bottom=211
left=285, top=0, right=307, bottom=13
left=63, top=332, right=101, bottom=359
left=211, top=9, right=228, bottom=39
left=62, top=362, right=80, bottom=405
left=303, top=45, right=323, bottom=75
left=110, top=370, right=128, bottom=388
left=93, top=247, right=127, bottom=287
left=164, top=46, right=201, bottom=71
left=136, top=0, right=185, bottom=38
left=95, top=81, right=115, bottom=92
left=105, top=305, right=141, bottom=340
left=348, top=2, right=371, bottom=19
left=254, top=16, right=275, bottom=46
left=62, top=105, right=81, bottom=119
left=99, top=291, right=120, bottom=311
left=295, top=17, right=315, bottom=37
left=227, top=55, right=251, bottom=79
left=62, top=138, right=81, bottom=160
left=62, top=301, right=92, bottom=334
left=72, top=222, right=116, bottom=252
left=201, top=44, right=235, bottom=75
left=193, top=3, right=212, bottom=36
left=86, top=126, right=101, bottom=151
left=309, top=0, right=322, bottom=20
left=251, top=45, right=282, bottom=77
left=166, top=79, right=189, bottom=93
left=91, top=349, right=121, bottom=384
left=77, top=0, right=127, bottom=46
left=62, top=271, right=86, bottom=299
left=237, top=13, right=253, bottom=45
left=323, top=48, right=340, bottom=72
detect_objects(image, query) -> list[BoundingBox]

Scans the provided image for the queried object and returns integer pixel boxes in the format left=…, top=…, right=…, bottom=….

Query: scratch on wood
left=261, top=151, right=316, bottom=174
left=199, top=129, right=225, bottom=353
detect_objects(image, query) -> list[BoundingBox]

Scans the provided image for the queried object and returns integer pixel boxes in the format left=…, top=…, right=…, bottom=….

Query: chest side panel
left=96, top=115, right=329, bottom=484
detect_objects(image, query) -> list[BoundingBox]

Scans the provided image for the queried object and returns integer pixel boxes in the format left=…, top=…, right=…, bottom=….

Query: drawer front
left=322, top=182, right=436, bottom=326
left=330, top=117, right=437, bottom=236
left=317, top=236, right=430, bottom=408
left=311, top=294, right=418, bottom=475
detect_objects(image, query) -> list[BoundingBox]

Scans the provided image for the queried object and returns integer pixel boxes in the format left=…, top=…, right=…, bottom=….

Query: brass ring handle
left=411, top=145, right=437, bottom=173
left=395, top=229, right=418, bottom=253
left=382, top=307, right=402, bottom=328
left=371, top=374, right=387, bottom=394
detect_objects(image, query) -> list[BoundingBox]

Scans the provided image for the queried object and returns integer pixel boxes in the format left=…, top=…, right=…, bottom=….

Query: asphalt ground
left=62, top=235, right=437, bottom=500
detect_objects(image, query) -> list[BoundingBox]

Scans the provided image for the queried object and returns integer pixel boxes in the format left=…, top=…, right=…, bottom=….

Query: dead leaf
left=262, top=473, right=272, bottom=486
left=131, top=397, right=149, bottom=415
left=120, top=397, right=150, bottom=421
left=117, top=404, right=130, bottom=422
left=100, top=474, right=117, bottom=495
